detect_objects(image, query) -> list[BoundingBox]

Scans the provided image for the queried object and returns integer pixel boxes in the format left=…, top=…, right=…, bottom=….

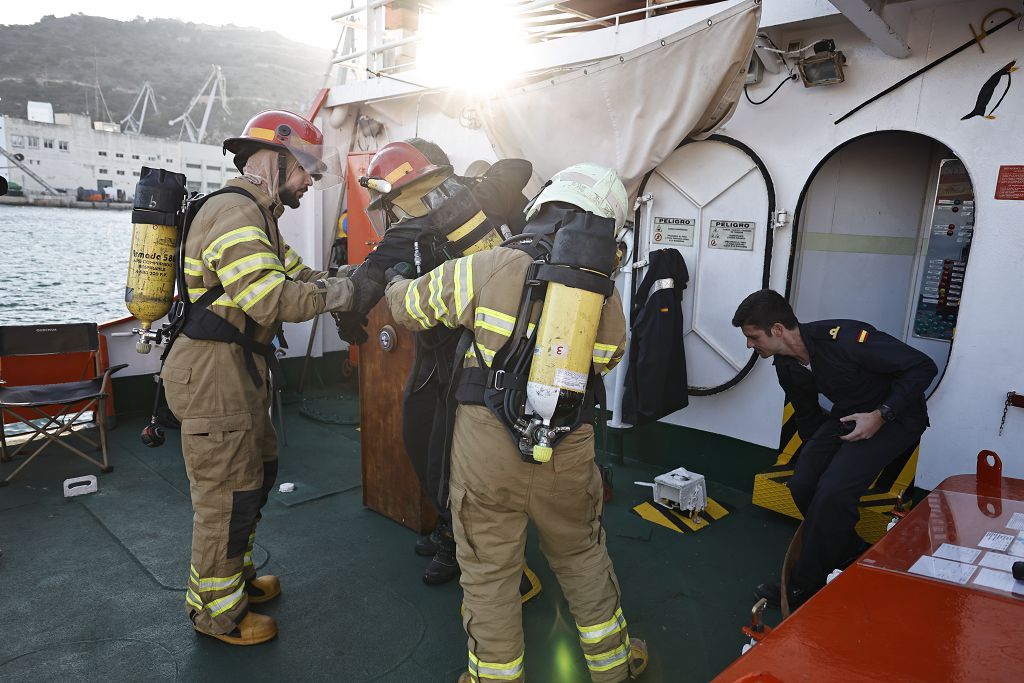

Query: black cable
left=744, top=73, right=798, bottom=106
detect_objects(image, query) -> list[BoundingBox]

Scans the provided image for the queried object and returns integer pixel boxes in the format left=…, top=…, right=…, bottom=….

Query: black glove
left=385, top=261, right=415, bottom=283
left=349, top=262, right=387, bottom=315
left=364, top=224, right=420, bottom=276
left=332, top=311, right=369, bottom=345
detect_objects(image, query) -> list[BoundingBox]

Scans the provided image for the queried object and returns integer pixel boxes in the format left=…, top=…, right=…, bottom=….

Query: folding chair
left=0, top=323, right=127, bottom=486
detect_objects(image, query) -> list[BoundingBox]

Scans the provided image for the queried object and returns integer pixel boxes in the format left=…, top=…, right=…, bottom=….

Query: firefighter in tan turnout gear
left=160, top=110, right=378, bottom=645
left=385, top=164, right=648, bottom=682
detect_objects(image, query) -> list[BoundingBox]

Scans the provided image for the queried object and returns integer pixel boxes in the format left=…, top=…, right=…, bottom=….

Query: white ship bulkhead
left=304, top=0, right=1022, bottom=489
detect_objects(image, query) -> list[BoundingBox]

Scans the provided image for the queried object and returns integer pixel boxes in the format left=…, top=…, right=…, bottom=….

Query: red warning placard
left=995, top=165, right=1024, bottom=200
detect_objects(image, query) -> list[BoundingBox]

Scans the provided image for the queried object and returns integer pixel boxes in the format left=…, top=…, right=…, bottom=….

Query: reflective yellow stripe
left=404, top=285, right=431, bottom=330
left=207, top=585, right=245, bottom=617
left=577, top=607, right=627, bottom=644
left=469, top=342, right=496, bottom=366
left=217, top=252, right=284, bottom=286
left=202, top=226, right=271, bottom=270
left=233, top=271, right=285, bottom=311
left=193, top=573, right=243, bottom=592
left=188, top=288, right=239, bottom=308
left=185, top=589, right=203, bottom=610
left=184, top=256, right=204, bottom=277
left=283, top=246, right=301, bottom=271
left=468, top=651, right=524, bottom=680
left=446, top=210, right=486, bottom=242
left=454, top=257, right=473, bottom=319
left=428, top=269, right=451, bottom=325
left=584, top=640, right=630, bottom=672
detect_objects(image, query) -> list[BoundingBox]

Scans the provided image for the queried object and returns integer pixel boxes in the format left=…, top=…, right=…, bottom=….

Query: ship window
left=206, top=165, right=220, bottom=171
left=147, top=156, right=157, bottom=162
left=27, top=136, right=39, bottom=148
left=116, top=170, right=125, bottom=175
left=186, top=163, right=202, bottom=169
left=166, top=158, right=174, bottom=163
left=132, top=154, right=139, bottom=159
left=10, top=135, right=25, bottom=147
left=132, top=171, right=140, bottom=177
left=115, top=152, right=124, bottom=158
left=44, top=139, right=54, bottom=149
left=206, top=183, right=219, bottom=192
left=59, top=141, right=69, bottom=151
left=98, top=150, right=108, bottom=156
left=99, top=168, right=108, bottom=174
left=186, top=181, right=202, bottom=192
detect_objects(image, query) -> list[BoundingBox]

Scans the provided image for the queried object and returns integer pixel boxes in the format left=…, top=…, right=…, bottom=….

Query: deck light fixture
left=798, top=40, right=846, bottom=87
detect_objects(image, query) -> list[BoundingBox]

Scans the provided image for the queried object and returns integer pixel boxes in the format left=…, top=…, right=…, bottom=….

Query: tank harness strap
left=534, top=264, right=615, bottom=297
left=169, top=185, right=283, bottom=389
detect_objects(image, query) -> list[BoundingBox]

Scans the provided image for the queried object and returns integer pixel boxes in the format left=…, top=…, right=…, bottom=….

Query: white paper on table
left=1008, top=538, right=1024, bottom=558
left=979, top=551, right=1020, bottom=572
left=978, top=531, right=1015, bottom=551
left=933, top=543, right=981, bottom=564
left=1006, top=512, right=1024, bottom=532
left=908, top=556, right=978, bottom=584
left=972, top=567, right=1024, bottom=593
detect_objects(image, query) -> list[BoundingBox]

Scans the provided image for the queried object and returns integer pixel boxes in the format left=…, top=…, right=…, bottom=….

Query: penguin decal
left=962, top=60, right=1018, bottom=120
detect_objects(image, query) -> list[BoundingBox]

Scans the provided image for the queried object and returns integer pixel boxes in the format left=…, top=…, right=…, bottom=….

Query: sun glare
left=416, top=0, right=528, bottom=92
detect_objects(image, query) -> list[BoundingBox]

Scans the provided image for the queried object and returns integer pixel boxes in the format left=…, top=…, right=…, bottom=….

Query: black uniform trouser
left=788, top=417, right=924, bottom=590
left=402, top=331, right=461, bottom=528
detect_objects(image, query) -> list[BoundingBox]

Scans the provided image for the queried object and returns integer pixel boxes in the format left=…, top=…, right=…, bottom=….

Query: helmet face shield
left=291, top=142, right=342, bottom=189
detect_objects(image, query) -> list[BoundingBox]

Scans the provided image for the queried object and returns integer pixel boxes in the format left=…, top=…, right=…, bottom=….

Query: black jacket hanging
left=621, top=248, right=690, bottom=425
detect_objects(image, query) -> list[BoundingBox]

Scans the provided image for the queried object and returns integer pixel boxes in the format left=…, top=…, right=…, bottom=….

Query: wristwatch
left=878, top=404, right=896, bottom=422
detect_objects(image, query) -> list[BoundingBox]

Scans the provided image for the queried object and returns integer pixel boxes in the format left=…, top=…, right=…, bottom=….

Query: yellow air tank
left=125, top=167, right=187, bottom=353
left=525, top=213, right=617, bottom=462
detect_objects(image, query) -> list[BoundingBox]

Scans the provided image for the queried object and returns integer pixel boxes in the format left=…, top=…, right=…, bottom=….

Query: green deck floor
left=0, top=386, right=798, bottom=682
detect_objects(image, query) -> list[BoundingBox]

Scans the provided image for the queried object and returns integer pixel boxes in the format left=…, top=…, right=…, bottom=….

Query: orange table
left=715, top=464, right=1024, bottom=683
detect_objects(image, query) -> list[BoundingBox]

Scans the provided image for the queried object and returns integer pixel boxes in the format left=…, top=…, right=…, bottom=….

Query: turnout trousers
left=788, top=417, right=924, bottom=591
left=161, top=336, right=279, bottom=634
left=402, top=330, right=461, bottom=526
left=450, top=404, right=633, bottom=683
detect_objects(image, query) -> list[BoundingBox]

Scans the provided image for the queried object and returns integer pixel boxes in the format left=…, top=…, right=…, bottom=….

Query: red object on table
left=715, top=462, right=1024, bottom=683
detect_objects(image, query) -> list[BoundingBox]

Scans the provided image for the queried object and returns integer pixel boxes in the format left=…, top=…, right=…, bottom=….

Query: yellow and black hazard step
left=631, top=497, right=730, bottom=534
left=751, top=402, right=919, bottom=543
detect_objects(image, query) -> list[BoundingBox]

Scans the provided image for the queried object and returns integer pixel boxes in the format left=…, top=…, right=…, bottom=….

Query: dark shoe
left=423, top=548, right=460, bottom=585
left=245, top=575, right=281, bottom=604
left=415, top=527, right=443, bottom=557
left=519, top=566, right=542, bottom=604
left=194, top=611, right=277, bottom=646
left=754, top=581, right=810, bottom=610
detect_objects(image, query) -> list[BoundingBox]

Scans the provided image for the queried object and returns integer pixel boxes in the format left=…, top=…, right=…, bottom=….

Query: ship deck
left=0, top=382, right=798, bottom=682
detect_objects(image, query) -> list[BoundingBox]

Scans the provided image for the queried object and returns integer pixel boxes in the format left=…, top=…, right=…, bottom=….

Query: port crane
left=168, top=65, right=230, bottom=144
left=120, top=82, right=159, bottom=135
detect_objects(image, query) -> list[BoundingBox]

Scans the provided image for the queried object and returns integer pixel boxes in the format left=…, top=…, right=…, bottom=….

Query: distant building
left=0, top=106, right=232, bottom=200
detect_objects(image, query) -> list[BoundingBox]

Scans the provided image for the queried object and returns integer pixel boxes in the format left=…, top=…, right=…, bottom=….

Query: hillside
left=0, top=14, right=330, bottom=142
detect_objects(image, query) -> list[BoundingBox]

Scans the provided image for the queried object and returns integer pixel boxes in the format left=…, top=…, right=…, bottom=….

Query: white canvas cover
left=478, top=0, right=761, bottom=197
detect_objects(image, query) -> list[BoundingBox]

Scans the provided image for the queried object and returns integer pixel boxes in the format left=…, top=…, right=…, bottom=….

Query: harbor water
left=0, top=206, right=133, bottom=326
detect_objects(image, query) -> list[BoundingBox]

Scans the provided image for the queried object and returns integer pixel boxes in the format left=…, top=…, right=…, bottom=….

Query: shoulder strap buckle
left=492, top=369, right=506, bottom=391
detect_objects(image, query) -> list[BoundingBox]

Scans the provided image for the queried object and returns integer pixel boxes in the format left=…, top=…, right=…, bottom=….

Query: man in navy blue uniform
left=732, top=289, right=938, bottom=608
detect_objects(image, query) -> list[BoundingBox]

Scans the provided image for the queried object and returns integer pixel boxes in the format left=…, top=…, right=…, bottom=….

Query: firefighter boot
left=194, top=611, right=278, bottom=646
left=415, top=526, right=443, bottom=557
left=245, top=575, right=281, bottom=604
left=423, top=523, right=460, bottom=585
left=629, top=638, right=649, bottom=679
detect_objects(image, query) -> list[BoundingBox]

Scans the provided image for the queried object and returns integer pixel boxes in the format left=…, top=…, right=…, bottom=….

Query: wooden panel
left=359, top=298, right=437, bottom=534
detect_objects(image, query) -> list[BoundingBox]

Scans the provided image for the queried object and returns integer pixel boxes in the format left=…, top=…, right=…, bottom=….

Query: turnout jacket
left=621, top=248, right=690, bottom=425
left=181, top=179, right=345, bottom=344
left=385, top=247, right=627, bottom=375
left=775, top=320, right=938, bottom=439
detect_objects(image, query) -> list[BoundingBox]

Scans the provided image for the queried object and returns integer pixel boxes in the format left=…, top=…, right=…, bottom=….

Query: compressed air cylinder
left=525, top=213, right=617, bottom=462
left=125, top=167, right=187, bottom=353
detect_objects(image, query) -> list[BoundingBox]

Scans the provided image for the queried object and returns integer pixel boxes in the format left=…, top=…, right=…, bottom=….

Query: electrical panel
left=912, top=159, right=974, bottom=341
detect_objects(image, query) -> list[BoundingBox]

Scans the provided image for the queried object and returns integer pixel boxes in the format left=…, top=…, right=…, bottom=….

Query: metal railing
left=324, top=0, right=721, bottom=84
